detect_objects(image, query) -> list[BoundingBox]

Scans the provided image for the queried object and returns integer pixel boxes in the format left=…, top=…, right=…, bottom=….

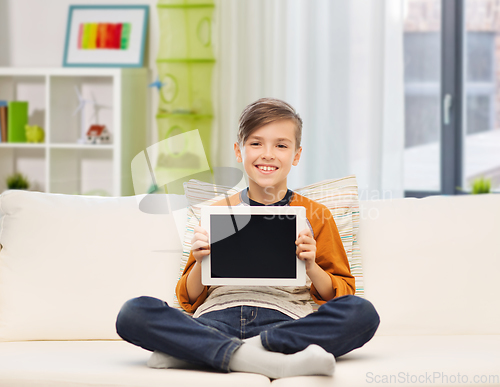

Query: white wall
left=0, top=0, right=159, bottom=147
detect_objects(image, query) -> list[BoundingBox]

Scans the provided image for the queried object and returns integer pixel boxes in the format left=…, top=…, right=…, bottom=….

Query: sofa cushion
left=294, top=175, right=363, bottom=297
left=358, top=194, right=500, bottom=336
left=0, top=336, right=498, bottom=387
left=171, top=180, right=243, bottom=312
left=0, top=341, right=272, bottom=387
left=270, top=335, right=500, bottom=387
left=0, top=190, right=184, bottom=341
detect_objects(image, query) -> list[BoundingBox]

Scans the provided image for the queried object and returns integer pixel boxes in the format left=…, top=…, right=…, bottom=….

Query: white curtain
left=212, top=0, right=405, bottom=200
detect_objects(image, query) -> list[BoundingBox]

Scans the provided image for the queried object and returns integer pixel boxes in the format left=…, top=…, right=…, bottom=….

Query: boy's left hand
left=296, top=228, right=317, bottom=271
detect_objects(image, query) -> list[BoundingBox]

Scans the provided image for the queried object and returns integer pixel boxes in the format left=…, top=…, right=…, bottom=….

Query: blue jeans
left=115, top=295, right=379, bottom=372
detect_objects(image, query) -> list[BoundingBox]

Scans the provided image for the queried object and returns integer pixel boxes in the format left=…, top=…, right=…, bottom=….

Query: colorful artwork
left=63, top=5, right=148, bottom=67
left=77, top=23, right=131, bottom=50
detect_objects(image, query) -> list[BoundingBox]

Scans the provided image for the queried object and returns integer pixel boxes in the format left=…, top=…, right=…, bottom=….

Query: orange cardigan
left=176, top=191, right=355, bottom=313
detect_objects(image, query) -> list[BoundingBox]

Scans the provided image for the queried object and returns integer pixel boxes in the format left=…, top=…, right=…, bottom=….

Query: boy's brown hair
left=237, top=98, right=303, bottom=150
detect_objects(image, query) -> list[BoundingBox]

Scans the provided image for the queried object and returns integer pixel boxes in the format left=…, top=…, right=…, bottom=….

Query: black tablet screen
left=210, top=214, right=297, bottom=279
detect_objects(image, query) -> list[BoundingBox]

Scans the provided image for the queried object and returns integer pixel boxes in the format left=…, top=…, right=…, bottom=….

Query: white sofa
left=0, top=189, right=498, bottom=387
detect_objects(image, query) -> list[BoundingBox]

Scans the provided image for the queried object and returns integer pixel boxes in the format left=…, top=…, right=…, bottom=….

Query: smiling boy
left=116, top=98, right=380, bottom=379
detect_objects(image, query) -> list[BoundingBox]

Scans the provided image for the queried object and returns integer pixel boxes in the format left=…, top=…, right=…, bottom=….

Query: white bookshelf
left=0, top=67, right=148, bottom=196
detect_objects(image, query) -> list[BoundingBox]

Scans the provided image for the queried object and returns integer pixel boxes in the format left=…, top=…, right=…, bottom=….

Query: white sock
left=147, top=350, right=195, bottom=369
left=243, top=335, right=263, bottom=347
left=229, top=342, right=335, bottom=379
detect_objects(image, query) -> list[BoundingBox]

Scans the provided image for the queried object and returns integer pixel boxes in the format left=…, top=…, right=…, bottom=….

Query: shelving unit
left=0, top=67, right=148, bottom=196
left=154, top=1, right=215, bottom=194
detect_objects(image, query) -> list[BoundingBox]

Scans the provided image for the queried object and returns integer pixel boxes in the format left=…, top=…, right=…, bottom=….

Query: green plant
left=471, top=176, right=491, bottom=194
left=6, top=172, right=30, bottom=190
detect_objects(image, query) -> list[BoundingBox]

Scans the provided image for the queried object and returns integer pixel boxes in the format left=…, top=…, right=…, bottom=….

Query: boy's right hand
left=191, top=225, right=210, bottom=264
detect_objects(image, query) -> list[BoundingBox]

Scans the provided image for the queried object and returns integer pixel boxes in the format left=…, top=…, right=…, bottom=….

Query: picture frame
left=63, top=5, right=149, bottom=67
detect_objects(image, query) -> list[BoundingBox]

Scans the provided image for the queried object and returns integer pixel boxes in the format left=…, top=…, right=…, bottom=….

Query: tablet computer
left=201, top=205, right=307, bottom=286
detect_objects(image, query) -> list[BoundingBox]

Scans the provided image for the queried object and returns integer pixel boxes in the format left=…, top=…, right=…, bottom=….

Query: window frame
left=405, top=0, right=466, bottom=197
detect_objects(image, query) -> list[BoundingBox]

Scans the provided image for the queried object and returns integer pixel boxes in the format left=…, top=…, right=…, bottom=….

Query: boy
left=116, top=98, right=380, bottom=379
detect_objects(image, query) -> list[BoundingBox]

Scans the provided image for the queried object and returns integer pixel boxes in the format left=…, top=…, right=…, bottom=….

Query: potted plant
left=470, top=176, right=492, bottom=194
left=6, top=172, right=30, bottom=190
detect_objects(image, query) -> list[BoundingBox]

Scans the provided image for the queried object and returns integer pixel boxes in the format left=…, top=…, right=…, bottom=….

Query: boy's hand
left=191, top=225, right=210, bottom=264
left=295, top=228, right=317, bottom=271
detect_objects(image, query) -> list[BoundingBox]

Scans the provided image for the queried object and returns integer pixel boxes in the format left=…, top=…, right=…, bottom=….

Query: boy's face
left=234, top=119, right=302, bottom=198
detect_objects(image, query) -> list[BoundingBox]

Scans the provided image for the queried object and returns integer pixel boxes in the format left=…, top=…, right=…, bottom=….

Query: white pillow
left=0, top=190, right=183, bottom=341
left=171, top=181, right=242, bottom=313
left=294, top=175, right=363, bottom=297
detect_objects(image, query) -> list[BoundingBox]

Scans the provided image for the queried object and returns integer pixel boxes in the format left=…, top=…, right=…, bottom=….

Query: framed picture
left=63, top=5, right=149, bottom=67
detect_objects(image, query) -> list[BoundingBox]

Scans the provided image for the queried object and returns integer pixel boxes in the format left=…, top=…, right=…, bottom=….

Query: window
left=404, top=1, right=442, bottom=193
left=403, top=0, right=500, bottom=196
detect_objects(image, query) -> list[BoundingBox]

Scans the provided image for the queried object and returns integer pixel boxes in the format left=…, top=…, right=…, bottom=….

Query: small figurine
left=74, top=86, right=96, bottom=144
left=25, top=125, right=45, bottom=143
left=86, top=124, right=111, bottom=144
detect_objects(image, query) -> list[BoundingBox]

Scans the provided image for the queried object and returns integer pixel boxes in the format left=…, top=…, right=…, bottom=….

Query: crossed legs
left=115, top=295, right=379, bottom=377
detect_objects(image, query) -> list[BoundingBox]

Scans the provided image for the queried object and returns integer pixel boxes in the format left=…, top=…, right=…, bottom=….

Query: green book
left=8, top=101, right=28, bottom=143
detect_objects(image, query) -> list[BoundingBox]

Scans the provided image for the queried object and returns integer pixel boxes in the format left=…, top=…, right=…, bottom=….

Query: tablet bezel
left=200, top=205, right=307, bottom=286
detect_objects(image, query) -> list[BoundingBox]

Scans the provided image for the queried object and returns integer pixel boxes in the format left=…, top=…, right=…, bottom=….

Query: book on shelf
left=0, top=104, right=7, bottom=143
left=7, top=101, right=28, bottom=143
left=0, top=100, right=7, bottom=142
